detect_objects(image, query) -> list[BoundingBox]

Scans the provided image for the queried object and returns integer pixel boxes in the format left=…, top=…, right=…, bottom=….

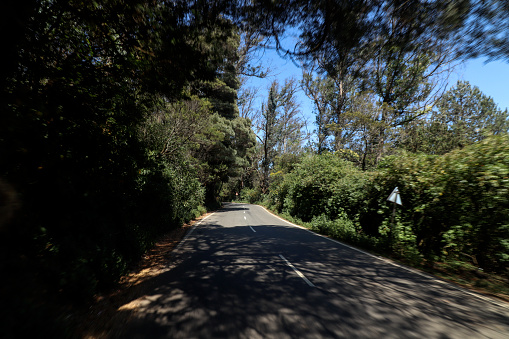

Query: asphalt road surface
left=123, top=203, right=509, bottom=338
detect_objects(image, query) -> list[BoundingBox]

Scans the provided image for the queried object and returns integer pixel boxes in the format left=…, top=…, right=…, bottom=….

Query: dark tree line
left=0, top=1, right=256, bottom=336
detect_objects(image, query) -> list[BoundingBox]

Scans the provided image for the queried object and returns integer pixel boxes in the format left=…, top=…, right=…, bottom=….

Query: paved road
left=123, top=203, right=509, bottom=338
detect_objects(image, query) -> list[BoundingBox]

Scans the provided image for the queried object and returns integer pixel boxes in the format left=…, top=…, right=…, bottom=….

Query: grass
left=425, top=261, right=509, bottom=302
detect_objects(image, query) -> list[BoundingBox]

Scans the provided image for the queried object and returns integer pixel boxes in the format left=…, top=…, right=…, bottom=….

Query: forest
left=1, top=0, right=508, bottom=336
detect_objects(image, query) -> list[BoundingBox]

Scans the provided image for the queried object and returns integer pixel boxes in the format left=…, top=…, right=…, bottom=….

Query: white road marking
left=173, top=213, right=214, bottom=253
left=249, top=225, right=256, bottom=233
left=279, top=254, right=315, bottom=287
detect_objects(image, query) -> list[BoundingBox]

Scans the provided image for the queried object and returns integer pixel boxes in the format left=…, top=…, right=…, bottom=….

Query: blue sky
left=454, top=58, right=509, bottom=112
left=245, top=50, right=509, bottom=129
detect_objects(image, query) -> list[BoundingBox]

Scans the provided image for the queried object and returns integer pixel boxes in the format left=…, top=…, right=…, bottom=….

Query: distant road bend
left=124, top=203, right=509, bottom=338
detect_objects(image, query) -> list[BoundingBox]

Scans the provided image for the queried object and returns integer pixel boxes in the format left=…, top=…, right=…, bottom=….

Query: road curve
left=122, top=203, right=509, bottom=338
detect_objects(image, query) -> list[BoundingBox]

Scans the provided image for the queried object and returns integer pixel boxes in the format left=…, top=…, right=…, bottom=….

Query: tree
left=236, top=28, right=270, bottom=121
left=246, top=0, right=467, bottom=161
left=364, top=0, right=457, bottom=163
left=295, top=1, right=374, bottom=153
left=302, top=69, right=372, bottom=154
left=180, top=20, right=257, bottom=205
left=0, top=1, right=255, bottom=335
left=393, top=117, right=452, bottom=155
left=238, top=86, right=260, bottom=121
left=437, top=81, right=509, bottom=143
left=455, top=0, right=509, bottom=61
left=139, top=98, right=211, bottom=159
left=343, top=92, right=390, bottom=170
left=301, top=71, right=336, bottom=154
left=256, top=79, right=303, bottom=193
left=397, top=81, right=509, bottom=154
left=275, top=80, right=305, bottom=155
left=259, top=84, right=279, bottom=193
left=191, top=113, right=255, bottom=205
left=261, top=0, right=376, bottom=153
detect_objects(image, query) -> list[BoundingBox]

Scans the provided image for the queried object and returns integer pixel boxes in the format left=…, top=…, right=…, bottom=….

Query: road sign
left=387, top=187, right=402, bottom=205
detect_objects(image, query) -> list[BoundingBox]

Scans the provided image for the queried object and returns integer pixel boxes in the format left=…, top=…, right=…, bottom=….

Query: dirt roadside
left=74, top=212, right=213, bottom=339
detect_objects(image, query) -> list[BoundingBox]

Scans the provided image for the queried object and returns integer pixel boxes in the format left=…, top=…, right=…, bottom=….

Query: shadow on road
left=115, top=205, right=509, bottom=338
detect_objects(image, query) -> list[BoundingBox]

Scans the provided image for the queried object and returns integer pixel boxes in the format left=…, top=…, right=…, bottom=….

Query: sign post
left=387, top=187, right=402, bottom=246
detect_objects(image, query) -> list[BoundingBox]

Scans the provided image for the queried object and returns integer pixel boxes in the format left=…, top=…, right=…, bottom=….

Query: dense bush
left=270, top=135, right=509, bottom=275
left=364, top=135, right=509, bottom=271
left=432, top=135, right=509, bottom=271
left=240, top=187, right=263, bottom=204
left=269, top=153, right=369, bottom=221
left=0, top=1, right=235, bottom=336
left=310, top=213, right=357, bottom=242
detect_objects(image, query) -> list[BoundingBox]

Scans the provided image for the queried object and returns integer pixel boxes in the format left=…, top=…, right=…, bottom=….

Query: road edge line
left=279, top=254, right=315, bottom=287
left=258, top=204, right=509, bottom=310
left=173, top=212, right=214, bottom=254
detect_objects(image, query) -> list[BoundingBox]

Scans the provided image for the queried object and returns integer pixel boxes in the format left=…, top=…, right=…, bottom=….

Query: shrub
left=240, top=187, right=262, bottom=204
left=310, top=213, right=356, bottom=240
left=364, top=135, right=509, bottom=273
left=266, top=135, right=509, bottom=276
left=273, top=153, right=368, bottom=221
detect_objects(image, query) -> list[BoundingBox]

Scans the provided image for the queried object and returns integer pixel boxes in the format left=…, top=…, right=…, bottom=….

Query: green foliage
left=193, top=113, right=256, bottom=205
left=0, top=0, right=252, bottom=336
left=310, top=213, right=357, bottom=242
left=436, top=135, right=509, bottom=270
left=269, top=153, right=368, bottom=221
left=364, top=135, right=509, bottom=272
left=268, top=135, right=509, bottom=276
left=257, top=79, right=304, bottom=193
left=399, top=81, right=509, bottom=154
left=240, top=187, right=263, bottom=204
left=436, top=81, right=509, bottom=147
left=161, top=161, right=206, bottom=225
left=380, top=218, right=422, bottom=263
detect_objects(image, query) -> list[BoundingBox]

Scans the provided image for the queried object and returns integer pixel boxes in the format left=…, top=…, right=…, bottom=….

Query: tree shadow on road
left=109, top=218, right=509, bottom=339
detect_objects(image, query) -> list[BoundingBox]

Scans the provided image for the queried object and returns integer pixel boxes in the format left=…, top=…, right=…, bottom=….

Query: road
left=123, top=203, right=509, bottom=338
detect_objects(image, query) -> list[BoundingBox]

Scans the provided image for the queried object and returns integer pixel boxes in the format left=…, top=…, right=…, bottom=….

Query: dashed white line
left=279, top=254, right=315, bottom=287
left=249, top=226, right=256, bottom=233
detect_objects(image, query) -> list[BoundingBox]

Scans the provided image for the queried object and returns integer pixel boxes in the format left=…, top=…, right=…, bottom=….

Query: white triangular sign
left=387, top=187, right=402, bottom=205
